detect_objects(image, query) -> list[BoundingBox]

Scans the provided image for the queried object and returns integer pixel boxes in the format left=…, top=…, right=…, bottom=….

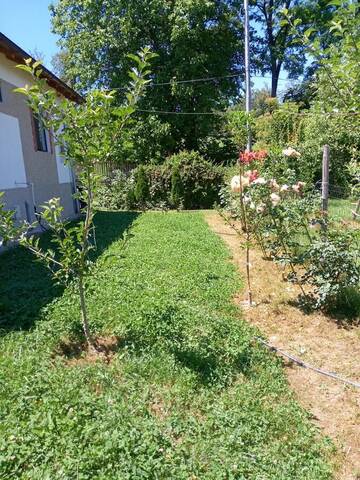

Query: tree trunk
left=271, top=61, right=283, bottom=97
left=79, top=275, right=92, bottom=346
left=271, top=72, right=278, bottom=97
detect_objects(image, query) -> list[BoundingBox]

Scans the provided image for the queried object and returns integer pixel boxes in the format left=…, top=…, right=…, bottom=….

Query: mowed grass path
left=0, top=212, right=332, bottom=479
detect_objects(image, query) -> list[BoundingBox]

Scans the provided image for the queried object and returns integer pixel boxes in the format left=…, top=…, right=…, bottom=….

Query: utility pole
left=244, top=0, right=252, bottom=151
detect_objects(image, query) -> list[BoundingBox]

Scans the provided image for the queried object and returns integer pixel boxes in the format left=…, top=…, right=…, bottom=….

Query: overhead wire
left=109, top=71, right=291, bottom=91
left=135, top=108, right=360, bottom=117
left=105, top=70, right=360, bottom=117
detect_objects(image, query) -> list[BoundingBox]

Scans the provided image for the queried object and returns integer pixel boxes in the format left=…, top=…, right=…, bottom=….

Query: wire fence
left=313, top=180, right=359, bottom=222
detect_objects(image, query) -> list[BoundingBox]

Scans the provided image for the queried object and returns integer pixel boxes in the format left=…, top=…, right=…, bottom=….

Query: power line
left=136, top=108, right=225, bottom=116
left=136, top=108, right=360, bottom=117
left=146, top=73, right=290, bottom=87
left=110, top=71, right=291, bottom=91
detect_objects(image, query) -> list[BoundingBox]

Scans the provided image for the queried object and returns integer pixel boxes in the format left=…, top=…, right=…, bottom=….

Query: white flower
left=282, top=147, right=301, bottom=158
left=270, top=193, right=281, bottom=206
left=280, top=184, right=289, bottom=192
left=241, top=176, right=250, bottom=188
left=292, top=181, right=306, bottom=194
left=252, top=177, right=267, bottom=185
left=230, top=176, right=241, bottom=193
left=256, top=203, right=266, bottom=213
left=269, top=179, right=280, bottom=191
left=250, top=202, right=256, bottom=210
left=230, top=175, right=249, bottom=193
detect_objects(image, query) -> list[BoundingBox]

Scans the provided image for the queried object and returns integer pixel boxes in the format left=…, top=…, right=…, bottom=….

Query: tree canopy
left=50, top=0, right=244, bottom=163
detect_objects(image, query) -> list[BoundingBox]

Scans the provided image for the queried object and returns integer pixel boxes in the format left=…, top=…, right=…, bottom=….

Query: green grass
left=0, top=211, right=332, bottom=479
left=329, top=198, right=355, bottom=222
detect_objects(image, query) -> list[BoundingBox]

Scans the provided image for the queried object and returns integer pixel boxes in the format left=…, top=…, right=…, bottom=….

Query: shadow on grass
left=110, top=302, right=253, bottom=387
left=0, top=211, right=140, bottom=335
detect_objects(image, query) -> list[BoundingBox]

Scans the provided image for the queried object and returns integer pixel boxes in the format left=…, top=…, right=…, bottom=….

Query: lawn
left=329, top=198, right=356, bottom=222
left=0, top=211, right=332, bottom=479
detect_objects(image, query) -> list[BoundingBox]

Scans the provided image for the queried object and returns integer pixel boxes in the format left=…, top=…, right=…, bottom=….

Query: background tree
left=50, top=0, right=244, bottom=164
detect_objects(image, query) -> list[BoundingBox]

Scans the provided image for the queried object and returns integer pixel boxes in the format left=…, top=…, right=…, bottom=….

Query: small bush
left=95, top=151, right=226, bottom=210
left=170, top=166, right=183, bottom=208
left=164, top=150, right=225, bottom=209
left=94, top=170, right=135, bottom=210
left=134, top=165, right=150, bottom=205
left=299, top=230, right=360, bottom=314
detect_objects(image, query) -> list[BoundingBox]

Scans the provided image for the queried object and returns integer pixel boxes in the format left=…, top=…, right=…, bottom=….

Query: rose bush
left=222, top=151, right=360, bottom=316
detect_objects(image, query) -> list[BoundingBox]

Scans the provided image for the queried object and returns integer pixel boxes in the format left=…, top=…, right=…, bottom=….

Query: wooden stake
left=321, top=145, right=329, bottom=230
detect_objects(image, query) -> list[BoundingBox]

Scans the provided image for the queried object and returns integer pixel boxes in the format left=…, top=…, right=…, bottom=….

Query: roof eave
left=0, top=32, right=83, bottom=104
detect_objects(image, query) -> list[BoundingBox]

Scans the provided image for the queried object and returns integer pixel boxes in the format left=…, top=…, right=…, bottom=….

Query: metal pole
left=244, top=0, right=252, bottom=151
left=321, top=145, right=329, bottom=230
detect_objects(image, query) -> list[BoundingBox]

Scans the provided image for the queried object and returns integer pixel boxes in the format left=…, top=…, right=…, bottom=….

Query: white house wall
left=55, top=145, right=72, bottom=184
left=0, top=55, right=33, bottom=89
left=0, top=111, right=27, bottom=189
left=0, top=51, right=78, bottom=223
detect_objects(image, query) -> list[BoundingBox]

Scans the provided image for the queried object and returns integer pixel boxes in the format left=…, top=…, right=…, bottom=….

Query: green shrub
left=299, top=230, right=360, bottom=315
left=164, top=150, right=225, bottom=209
left=170, top=166, right=183, bottom=208
left=94, top=170, right=136, bottom=210
left=96, top=151, right=226, bottom=210
left=134, top=165, right=150, bottom=205
left=252, top=103, right=360, bottom=190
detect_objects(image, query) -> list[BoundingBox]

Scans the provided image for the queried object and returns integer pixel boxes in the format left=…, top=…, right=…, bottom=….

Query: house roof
left=0, top=32, right=82, bottom=103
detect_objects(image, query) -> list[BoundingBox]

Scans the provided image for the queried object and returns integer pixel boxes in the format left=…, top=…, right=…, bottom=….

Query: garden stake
left=321, top=145, right=329, bottom=234
left=238, top=163, right=246, bottom=231
left=239, top=164, right=253, bottom=307
left=245, top=229, right=253, bottom=306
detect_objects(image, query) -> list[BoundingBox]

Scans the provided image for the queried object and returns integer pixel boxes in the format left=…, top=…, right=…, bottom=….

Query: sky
left=0, top=0, right=289, bottom=92
left=0, top=0, right=59, bottom=69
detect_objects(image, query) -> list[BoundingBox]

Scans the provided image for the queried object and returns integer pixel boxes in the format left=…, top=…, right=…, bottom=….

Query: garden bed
left=206, top=211, right=360, bottom=480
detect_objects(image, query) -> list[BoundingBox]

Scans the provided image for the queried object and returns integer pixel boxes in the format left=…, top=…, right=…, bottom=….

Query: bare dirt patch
left=56, top=335, right=122, bottom=366
left=205, top=211, right=360, bottom=480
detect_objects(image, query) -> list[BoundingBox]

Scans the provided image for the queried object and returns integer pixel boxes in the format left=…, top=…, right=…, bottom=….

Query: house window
left=33, top=114, right=48, bottom=152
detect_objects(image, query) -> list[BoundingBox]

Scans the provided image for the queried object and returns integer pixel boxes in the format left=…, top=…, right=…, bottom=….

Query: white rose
left=282, top=147, right=301, bottom=158
left=253, top=177, right=267, bottom=185
left=256, top=203, right=266, bottom=213
left=230, top=175, right=241, bottom=193
left=270, top=193, right=281, bottom=206
left=230, top=175, right=249, bottom=193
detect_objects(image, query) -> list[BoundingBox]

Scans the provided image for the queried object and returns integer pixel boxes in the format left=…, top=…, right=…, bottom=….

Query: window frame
left=31, top=111, right=48, bottom=153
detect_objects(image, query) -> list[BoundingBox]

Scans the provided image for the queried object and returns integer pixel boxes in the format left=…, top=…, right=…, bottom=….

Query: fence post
left=321, top=145, right=329, bottom=229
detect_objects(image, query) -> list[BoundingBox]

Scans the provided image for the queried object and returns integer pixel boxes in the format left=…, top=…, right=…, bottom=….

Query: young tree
left=0, top=193, right=23, bottom=248
left=12, top=49, right=156, bottom=348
